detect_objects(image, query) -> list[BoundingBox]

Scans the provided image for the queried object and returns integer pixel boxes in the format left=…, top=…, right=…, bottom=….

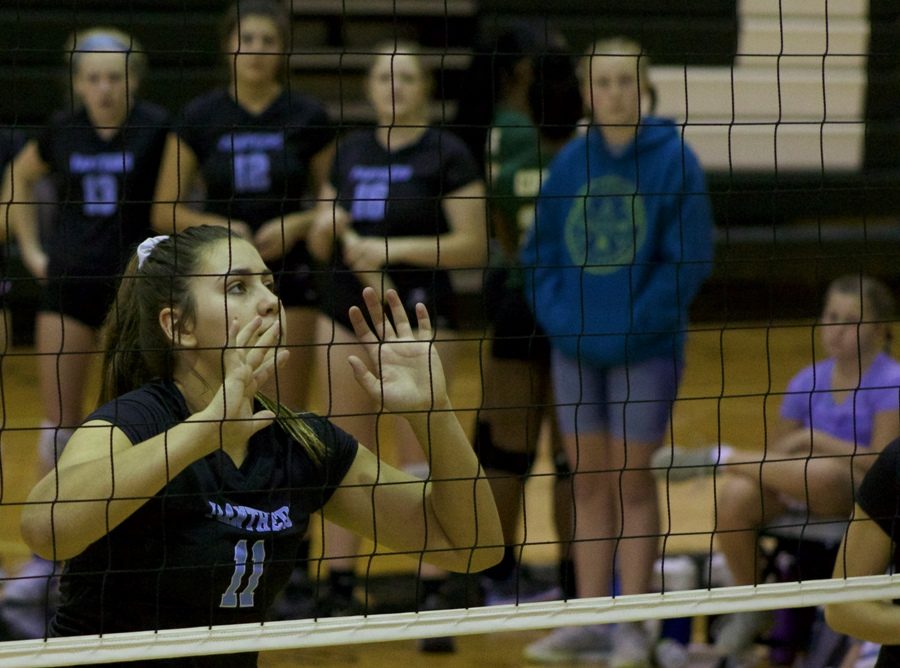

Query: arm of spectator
left=307, top=182, right=350, bottom=262
left=255, top=141, right=336, bottom=262
left=6, top=141, right=50, bottom=278
left=342, top=181, right=488, bottom=272
left=773, top=410, right=899, bottom=480
left=253, top=209, right=317, bottom=262
left=151, top=133, right=251, bottom=238
left=308, top=140, right=335, bottom=198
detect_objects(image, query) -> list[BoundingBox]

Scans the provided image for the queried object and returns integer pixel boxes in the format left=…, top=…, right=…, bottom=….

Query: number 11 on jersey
left=221, top=539, right=266, bottom=608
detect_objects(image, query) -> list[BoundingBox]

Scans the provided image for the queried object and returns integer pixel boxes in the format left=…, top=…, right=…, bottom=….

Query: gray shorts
left=551, top=349, right=682, bottom=443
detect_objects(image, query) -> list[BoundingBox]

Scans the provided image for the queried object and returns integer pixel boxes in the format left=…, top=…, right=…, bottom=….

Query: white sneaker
left=651, top=444, right=731, bottom=482
left=723, top=647, right=761, bottom=668
left=654, top=638, right=689, bottom=668
left=712, top=610, right=772, bottom=656
left=610, top=622, right=652, bottom=668
left=523, top=625, right=612, bottom=664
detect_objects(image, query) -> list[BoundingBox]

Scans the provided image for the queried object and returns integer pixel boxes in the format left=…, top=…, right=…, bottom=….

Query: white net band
left=2, top=573, right=898, bottom=667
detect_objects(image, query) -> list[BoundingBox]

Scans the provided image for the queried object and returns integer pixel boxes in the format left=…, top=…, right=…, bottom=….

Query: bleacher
left=1, top=0, right=899, bottom=327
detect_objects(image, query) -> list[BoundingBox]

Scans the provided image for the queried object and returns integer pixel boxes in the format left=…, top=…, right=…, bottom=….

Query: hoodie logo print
left=564, top=174, right=647, bottom=275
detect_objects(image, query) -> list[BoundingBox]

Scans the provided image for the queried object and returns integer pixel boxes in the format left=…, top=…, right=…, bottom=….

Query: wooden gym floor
left=0, top=317, right=862, bottom=666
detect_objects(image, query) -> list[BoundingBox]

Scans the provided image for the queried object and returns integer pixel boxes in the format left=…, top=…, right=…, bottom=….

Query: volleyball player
left=151, top=0, right=334, bottom=412
left=19, top=225, right=502, bottom=668
left=307, top=41, right=486, bottom=647
left=1, top=27, right=169, bottom=639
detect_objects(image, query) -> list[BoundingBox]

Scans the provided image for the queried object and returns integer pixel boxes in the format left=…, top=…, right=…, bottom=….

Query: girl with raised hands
left=20, top=225, right=502, bottom=667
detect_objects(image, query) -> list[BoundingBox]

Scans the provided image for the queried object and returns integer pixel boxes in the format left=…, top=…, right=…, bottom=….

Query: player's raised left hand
left=346, top=287, right=449, bottom=414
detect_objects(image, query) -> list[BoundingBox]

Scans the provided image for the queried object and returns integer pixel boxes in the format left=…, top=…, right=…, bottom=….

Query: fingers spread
left=347, top=355, right=380, bottom=403
left=348, top=305, right=378, bottom=345
left=385, top=289, right=412, bottom=338
left=415, top=302, right=432, bottom=337
left=234, top=316, right=263, bottom=349
left=252, top=347, right=288, bottom=387
left=243, top=319, right=281, bottom=368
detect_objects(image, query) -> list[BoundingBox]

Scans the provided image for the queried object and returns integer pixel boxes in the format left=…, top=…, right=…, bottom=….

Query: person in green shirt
left=455, top=24, right=585, bottom=608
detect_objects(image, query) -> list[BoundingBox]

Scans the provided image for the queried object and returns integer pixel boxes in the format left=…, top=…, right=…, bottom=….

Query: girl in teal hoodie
left=521, top=37, right=714, bottom=667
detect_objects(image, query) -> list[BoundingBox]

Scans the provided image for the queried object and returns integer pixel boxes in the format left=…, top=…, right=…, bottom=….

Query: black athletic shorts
left=270, top=245, right=320, bottom=309
left=40, top=274, right=119, bottom=330
left=484, top=266, right=550, bottom=362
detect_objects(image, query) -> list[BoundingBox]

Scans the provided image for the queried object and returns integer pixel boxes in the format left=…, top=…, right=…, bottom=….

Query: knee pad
left=473, top=421, right=534, bottom=476
left=38, top=421, right=74, bottom=468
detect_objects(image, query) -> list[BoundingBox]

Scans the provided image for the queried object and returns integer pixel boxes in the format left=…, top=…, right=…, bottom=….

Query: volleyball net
left=1, top=0, right=898, bottom=666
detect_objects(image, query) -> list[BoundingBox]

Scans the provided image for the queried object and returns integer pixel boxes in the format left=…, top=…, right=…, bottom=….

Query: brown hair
left=367, top=40, right=435, bottom=98
left=219, top=0, right=291, bottom=80
left=828, top=274, right=895, bottom=319
left=827, top=274, right=897, bottom=349
left=99, top=226, right=324, bottom=462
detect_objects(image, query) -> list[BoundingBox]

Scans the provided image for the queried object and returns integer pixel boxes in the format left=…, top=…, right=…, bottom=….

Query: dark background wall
left=1, top=0, right=898, bottom=338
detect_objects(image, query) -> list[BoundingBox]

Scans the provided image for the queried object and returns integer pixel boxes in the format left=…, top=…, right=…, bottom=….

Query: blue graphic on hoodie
left=521, top=117, right=714, bottom=367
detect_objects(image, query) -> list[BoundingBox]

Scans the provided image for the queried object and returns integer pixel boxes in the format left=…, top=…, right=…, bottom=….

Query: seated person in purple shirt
left=656, top=274, right=900, bottom=663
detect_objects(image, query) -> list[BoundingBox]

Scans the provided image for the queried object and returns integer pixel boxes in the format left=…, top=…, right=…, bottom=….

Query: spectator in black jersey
left=151, top=0, right=334, bottom=413
left=0, top=126, right=25, bottom=353
left=307, top=40, right=487, bottom=646
left=825, top=438, right=900, bottom=666
left=19, top=225, right=502, bottom=667
left=1, top=27, right=169, bottom=638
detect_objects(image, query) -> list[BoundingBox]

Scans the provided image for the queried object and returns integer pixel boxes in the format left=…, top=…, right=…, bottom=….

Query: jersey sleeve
left=857, top=438, right=900, bottom=539
left=0, top=127, right=26, bottom=168
left=300, top=95, right=336, bottom=157
left=174, top=94, right=210, bottom=155
left=439, top=131, right=481, bottom=194
left=300, top=413, right=360, bottom=506
left=863, top=360, right=900, bottom=414
left=85, top=383, right=186, bottom=445
left=35, top=112, right=65, bottom=170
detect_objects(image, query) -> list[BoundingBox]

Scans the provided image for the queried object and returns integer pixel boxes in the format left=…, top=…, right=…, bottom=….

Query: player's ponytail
left=99, top=254, right=150, bottom=402
left=256, top=394, right=325, bottom=466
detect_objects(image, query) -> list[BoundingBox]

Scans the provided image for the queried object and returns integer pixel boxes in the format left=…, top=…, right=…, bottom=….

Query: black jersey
left=325, top=127, right=480, bottom=327
left=51, top=380, right=358, bottom=659
left=37, top=101, right=170, bottom=278
left=855, top=438, right=900, bottom=666
left=177, top=88, right=333, bottom=232
left=0, top=126, right=25, bottom=171
left=0, top=127, right=25, bottom=270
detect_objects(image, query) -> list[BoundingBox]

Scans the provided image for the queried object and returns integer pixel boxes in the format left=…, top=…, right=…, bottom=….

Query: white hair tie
left=136, top=235, right=169, bottom=269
